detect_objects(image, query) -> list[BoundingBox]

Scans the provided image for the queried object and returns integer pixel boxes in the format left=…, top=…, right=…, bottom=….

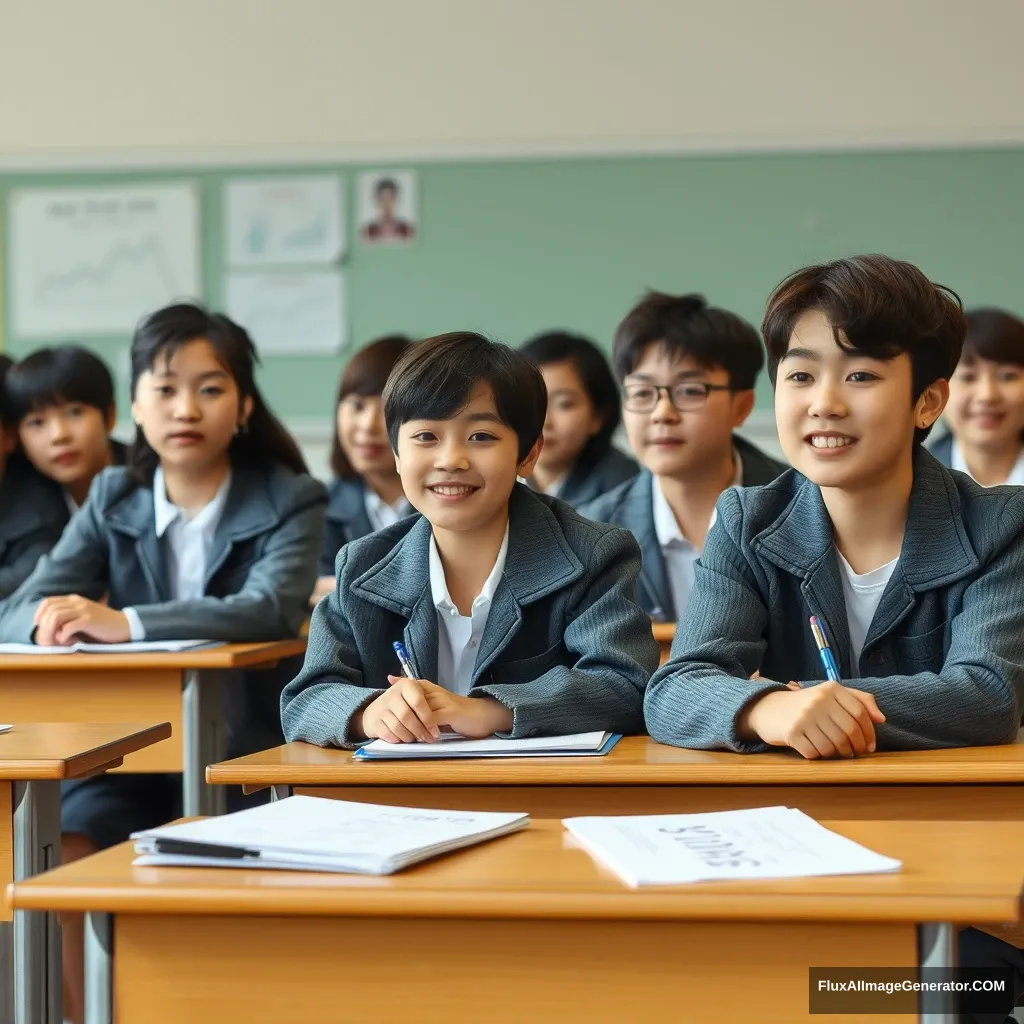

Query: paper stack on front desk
left=563, top=805, right=902, bottom=887
left=132, top=795, right=529, bottom=875
left=353, top=731, right=620, bottom=760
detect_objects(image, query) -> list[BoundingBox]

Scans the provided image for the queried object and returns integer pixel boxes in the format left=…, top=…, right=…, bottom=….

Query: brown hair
left=961, top=308, right=1024, bottom=368
left=329, top=335, right=414, bottom=478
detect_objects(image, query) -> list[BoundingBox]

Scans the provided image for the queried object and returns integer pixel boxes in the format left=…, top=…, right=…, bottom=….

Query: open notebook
left=0, top=639, right=223, bottom=655
left=353, top=731, right=621, bottom=760
left=132, top=795, right=530, bottom=875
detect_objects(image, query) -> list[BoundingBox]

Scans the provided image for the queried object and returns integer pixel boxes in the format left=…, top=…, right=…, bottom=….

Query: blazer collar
left=327, top=478, right=374, bottom=530
left=618, top=471, right=673, bottom=620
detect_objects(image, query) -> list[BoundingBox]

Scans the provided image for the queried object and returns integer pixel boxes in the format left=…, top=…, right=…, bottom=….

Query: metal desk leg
left=182, top=669, right=226, bottom=818
left=84, top=912, right=112, bottom=1024
left=270, top=785, right=291, bottom=803
left=12, top=780, right=61, bottom=1024
left=918, top=922, right=957, bottom=1023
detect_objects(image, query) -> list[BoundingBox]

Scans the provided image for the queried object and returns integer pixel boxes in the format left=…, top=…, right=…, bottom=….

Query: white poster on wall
left=225, top=175, right=344, bottom=266
left=225, top=269, right=345, bottom=355
left=9, top=183, right=201, bottom=338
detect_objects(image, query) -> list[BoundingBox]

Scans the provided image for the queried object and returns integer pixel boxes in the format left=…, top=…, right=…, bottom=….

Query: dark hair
left=329, top=334, right=414, bottom=478
left=375, top=177, right=399, bottom=197
left=960, top=308, right=1024, bottom=367
left=521, top=330, right=621, bottom=470
left=1, top=345, right=115, bottom=428
left=613, top=292, right=764, bottom=390
left=0, top=354, right=12, bottom=428
left=762, top=255, right=966, bottom=444
left=382, top=332, right=546, bottom=461
left=128, top=303, right=308, bottom=483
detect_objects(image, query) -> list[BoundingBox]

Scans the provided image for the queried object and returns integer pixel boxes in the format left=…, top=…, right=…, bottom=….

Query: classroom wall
left=1, top=0, right=1023, bottom=163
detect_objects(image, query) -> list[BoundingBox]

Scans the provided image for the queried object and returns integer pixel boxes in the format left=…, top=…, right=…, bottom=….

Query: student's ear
left=517, top=436, right=544, bottom=479
left=105, top=404, right=117, bottom=433
left=729, top=389, right=756, bottom=428
left=238, top=395, right=254, bottom=431
left=914, top=378, right=949, bottom=432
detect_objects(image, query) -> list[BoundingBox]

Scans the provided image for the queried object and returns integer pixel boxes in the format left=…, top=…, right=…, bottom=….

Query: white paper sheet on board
left=225, top=269, right=345, bottom=355
left=225, top=175, right=344, bottom=266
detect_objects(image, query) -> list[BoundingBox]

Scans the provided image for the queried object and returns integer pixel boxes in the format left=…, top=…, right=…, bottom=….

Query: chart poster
left=9, top=183, right=201, bottom=338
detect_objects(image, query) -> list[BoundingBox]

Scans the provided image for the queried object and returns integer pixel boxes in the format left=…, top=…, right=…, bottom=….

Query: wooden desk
left=652, top=620, right=674, bottom=664
left=9, top=818, right=1024, bottom=1023
left=0, top=722, right=171, bottom=1024
left=208, top=734, right=1024, bottom=823
left=0, top=640, right=305, bottom=817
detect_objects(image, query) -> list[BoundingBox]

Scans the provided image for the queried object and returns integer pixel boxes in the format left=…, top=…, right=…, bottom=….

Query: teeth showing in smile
left=431, top=485, right=474, bottom=495
left=809, top=435, right=854, bottom=449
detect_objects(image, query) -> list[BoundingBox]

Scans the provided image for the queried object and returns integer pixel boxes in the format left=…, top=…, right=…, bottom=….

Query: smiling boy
left=281, top=331, right=659, bottom=746
left=645, top=254, right=1024, bottom=758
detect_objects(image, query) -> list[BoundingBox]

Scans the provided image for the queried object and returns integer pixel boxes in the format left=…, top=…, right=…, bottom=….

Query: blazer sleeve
left=476, top=529, right=659, bottom=738
left=134, top=482, right=327, bottom=642
left=643, top=489, right=789, bottom=752
left=800, top=536, right=1024, bottom=749
left=318, top=517, right=347, bottom=577
left=0, top=521, right=67, bottom=600
left=279, top=546, right=381, bottom=747
left=0, top=505, right=112, bottom=642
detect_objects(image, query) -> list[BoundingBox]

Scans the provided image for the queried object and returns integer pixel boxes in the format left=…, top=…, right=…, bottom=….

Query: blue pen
left=809, top=616, right=841, bottom=682
left=392, top=640, right=417, bottom=679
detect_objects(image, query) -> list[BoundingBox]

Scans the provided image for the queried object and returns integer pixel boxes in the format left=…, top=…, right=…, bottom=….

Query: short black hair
left=375, top=177, right=399, bottom=196
left=0, top=354, right=12, bottom=427
left=612, top=292, right=764, bottom=390
left=762, top=254, right=966, bottom=443
left=960, top=308, right=1024, bottom=368
left=1, top=346, right=115, bottom=427
left=521, top=330, right=621, bottom=470
left=383, top=332, right=546, bottom=461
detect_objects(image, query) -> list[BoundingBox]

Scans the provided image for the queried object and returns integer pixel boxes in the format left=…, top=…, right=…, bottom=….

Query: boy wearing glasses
left=580, top=292, right=785, bottom=622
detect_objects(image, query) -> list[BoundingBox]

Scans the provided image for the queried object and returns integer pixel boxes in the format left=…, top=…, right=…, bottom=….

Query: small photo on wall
left=357, top=170, right=417, bottom=244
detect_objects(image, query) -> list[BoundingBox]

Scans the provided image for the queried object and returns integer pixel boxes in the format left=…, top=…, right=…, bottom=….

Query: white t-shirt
left=836, top=550, right=899, bottom=675
left=950, top=440, right=1024, bottom=487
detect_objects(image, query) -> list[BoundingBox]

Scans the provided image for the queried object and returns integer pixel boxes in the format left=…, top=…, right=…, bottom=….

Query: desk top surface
left=207, top=734, right=1024, bottom=787
left=0, top=639, right=306, bottom=672
left=0, top=722, right=173, bottom=780
left=9, top=818, right=1024, bottom=923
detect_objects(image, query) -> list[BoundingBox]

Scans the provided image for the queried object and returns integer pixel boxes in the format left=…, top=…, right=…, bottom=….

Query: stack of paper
left=353, top=731, right=620, bottom=760
left=0, top=639, right=222, bottom=655
left=132, top=795, right=529, bottom=875
left=563, top=806, right=902, bottom=887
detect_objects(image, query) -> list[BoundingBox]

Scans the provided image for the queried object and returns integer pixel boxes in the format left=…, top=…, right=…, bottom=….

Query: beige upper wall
left=2, top=0, right=1023, bottom=164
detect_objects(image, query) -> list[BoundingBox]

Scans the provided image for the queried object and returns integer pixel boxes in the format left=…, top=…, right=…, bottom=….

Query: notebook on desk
left=0, top=639, right=223, bottom=655
left=353, top=731, right=621, bottom=760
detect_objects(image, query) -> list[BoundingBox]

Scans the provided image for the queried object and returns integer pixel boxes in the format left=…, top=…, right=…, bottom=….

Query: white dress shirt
left=428, top=524, right=510, bottom=696
left=363, top=488, right=412, bottom=532
left=124, top=468, right=233, bottom=640
left=950, top=440, right=1024, bottom=487
left=837, top=550, right=899, bottom=676
left=653, top=448, right=743, bottom=619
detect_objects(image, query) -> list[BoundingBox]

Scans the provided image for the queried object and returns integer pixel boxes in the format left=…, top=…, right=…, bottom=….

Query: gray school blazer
left=281, top=483, right=660, bottom=748
left=0, top=461, right=68, bottom=600
left=0, top=464, right=327, bottom=643
left=545, top=446, right=640, bottom=510
left=579, top=434, right=788, bottom=620
left=644, top=448, right=1024, bottom=753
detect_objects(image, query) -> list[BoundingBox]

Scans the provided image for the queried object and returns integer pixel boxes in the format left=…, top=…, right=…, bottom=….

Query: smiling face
left=337, top=393, right=397, bottom=477
left=620, top=344, right=753, bottom=478
left=131, top=339, right=252, bottom=473
left=536, top=360, right=603, bottom=475
left=774, top=310, right=947, bottom=490
left=395, top=381, right=541, bottom=534
left=17, top=401, right=114, bottom=489
left=945, top=356, right=1024, bottom=454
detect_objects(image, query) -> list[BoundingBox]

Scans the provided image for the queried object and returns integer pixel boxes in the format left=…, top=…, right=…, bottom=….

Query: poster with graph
left=8, top=183, right=201, bottom=338
left=225, top=175, right=344, bottom=267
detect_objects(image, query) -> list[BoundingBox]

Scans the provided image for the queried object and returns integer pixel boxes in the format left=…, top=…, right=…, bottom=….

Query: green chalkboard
left=3, top=147, right=1022, bottom=418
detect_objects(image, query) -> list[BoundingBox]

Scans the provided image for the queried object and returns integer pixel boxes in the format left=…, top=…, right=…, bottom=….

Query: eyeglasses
left=622, top=382, right=731, bottom=413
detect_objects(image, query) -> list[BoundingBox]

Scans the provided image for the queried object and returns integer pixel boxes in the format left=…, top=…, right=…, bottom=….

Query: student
left=0, top=304, right=327, bottom=1023
left=520, top=330, right=639, bottom=508
left=3, top=345, right=126, bottom=513
left=930, top=308, right=1024, bottom=486
left=312, top=334, right=415, bottom=603
left=580, top=292, right=786, bottom=622
left=281, top=331, right=658, bottom=748
left=0, top=355, right=69, bottom=598
left=644, top=254, right=1023, bottom=759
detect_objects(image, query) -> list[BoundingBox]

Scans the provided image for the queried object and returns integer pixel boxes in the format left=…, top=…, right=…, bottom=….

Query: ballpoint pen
left=809, top=616, right=841, bottom=682
left=392, top=640, right=418, bottom=679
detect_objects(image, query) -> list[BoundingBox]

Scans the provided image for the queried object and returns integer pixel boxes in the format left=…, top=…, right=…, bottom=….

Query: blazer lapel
left=106, top=483, right=168, bottom=600
left=205, top=469, right=278, bottom=585
left=328, top=478, right=374, bottom=542
left=625, top=473, right=674, bottom=620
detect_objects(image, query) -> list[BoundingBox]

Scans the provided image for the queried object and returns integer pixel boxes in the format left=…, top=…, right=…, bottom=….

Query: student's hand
left=421, top=687, right=514, bottom=739
left=740, top=681, right=885, bottom=759
left=309, top=576, right=335, bottom=606
left=33, top=596, right=131, bottom=647
left=355, top=677, right=440, bottom=744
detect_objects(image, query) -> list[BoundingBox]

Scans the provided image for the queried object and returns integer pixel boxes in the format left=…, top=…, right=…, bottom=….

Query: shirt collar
left=652, top=447, right=743, bottom=548
left=951, top=439, right=1024, bottom=487
left=364, top=487, right=411, bottom=518
left=428, top=522, right=510, bottom=614
left=153, top=466, right=233, bottom=538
